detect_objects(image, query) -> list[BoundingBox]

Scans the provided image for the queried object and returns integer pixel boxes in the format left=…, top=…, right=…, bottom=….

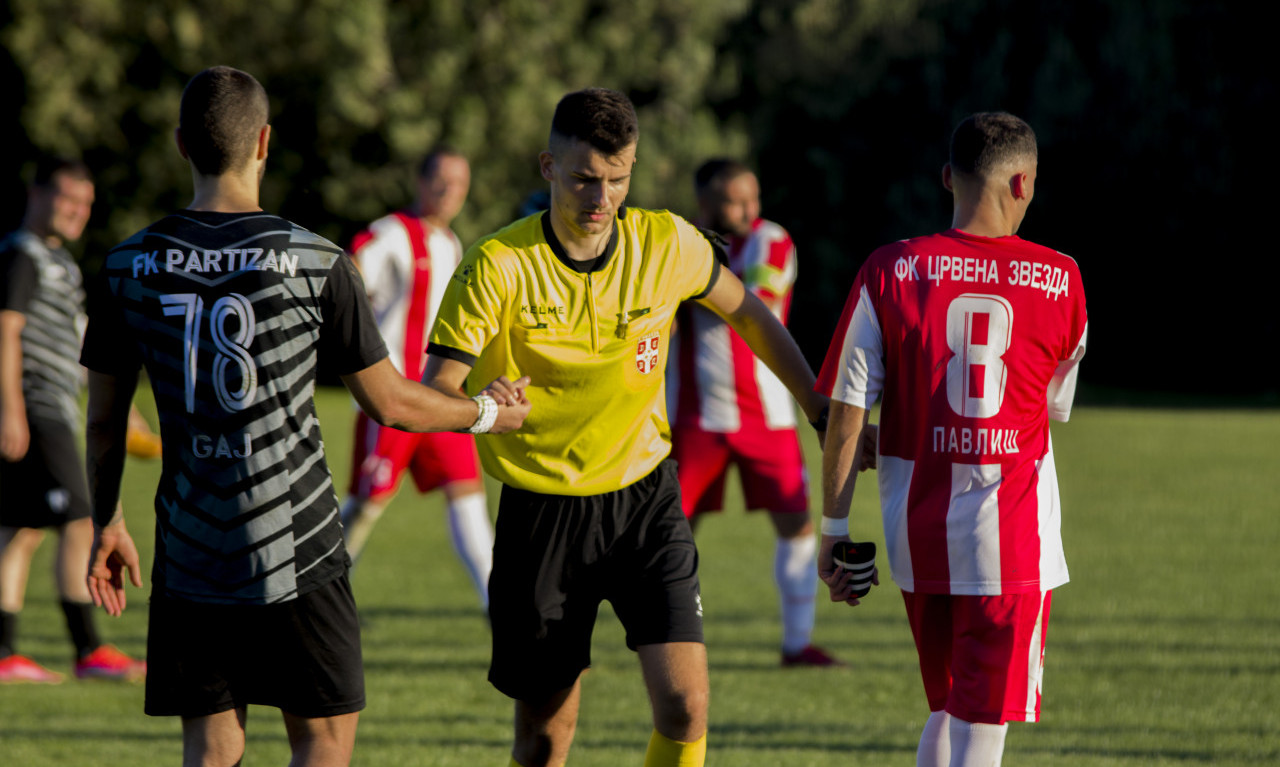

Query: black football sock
left=60, top=600, right=101, bottom=659
left=0, top=609, right=16, bottom=658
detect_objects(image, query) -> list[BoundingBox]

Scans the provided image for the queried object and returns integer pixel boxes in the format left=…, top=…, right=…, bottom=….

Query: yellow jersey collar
left=541, top=207, right=625, bottom=274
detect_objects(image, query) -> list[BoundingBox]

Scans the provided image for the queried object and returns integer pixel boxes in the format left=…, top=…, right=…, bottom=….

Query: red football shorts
left=901, top=590, right=1053, bottom=725
left=347, top=412, right=480, bottom=500
left=670, top=424, right=808, bottom=517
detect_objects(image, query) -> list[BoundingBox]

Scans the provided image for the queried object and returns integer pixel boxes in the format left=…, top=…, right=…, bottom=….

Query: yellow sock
left=643, top=729, right=706, bottom=767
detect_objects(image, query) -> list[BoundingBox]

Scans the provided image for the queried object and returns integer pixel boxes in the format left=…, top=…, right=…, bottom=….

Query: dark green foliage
left=4, top=0, right=1272, bottom=395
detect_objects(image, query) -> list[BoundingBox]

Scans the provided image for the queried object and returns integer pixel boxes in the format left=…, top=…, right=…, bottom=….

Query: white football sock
left=917, top=710, right=952, bottom=767
left=775, top=533, right=817, bottom=654
left=339, top=497, right=385, bottom=564
left=948, top=717, right=1008, bottom=767
left=447, top=492, right=494, bottom=609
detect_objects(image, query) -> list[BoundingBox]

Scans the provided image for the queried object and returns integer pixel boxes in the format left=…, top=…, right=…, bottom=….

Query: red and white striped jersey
left=818, top=229, right=1087, bottom=596
left=667, top=218, right=798, bottom=432
left=350, top=212, right=463, bottom=382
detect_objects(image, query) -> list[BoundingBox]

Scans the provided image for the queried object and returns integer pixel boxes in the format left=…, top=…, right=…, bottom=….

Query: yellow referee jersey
left=430, top=207, right=719, bottom=496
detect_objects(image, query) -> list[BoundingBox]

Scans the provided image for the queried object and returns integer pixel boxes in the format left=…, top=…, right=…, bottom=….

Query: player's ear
left=941, top=163, right=954, bottom=192
left=174, top=128, right=189, bottom=160
left=256, top=125, right=271, bottom=161
left=1010, top=171, right=1030, bottom=201
left=538, top=151, right=555, bottom=182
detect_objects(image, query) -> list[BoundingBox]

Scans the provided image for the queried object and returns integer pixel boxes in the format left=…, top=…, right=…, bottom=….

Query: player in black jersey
left=0, top=158, right=148, bottom=684
left=80, top=66, right=530, bottom=767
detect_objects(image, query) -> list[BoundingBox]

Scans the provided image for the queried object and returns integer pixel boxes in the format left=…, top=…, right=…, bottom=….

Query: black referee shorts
left=145, top=574, right=365, bottom=719
left=488, top=460, right=703, bottom=702
left=0, top=415, right=91, bottom=529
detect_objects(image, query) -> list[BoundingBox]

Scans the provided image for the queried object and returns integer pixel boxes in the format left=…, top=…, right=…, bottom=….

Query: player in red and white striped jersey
left=340, top=148, right=494, bottom=613
left=667, top=159, right=839, bottom=667
left=817, top=113, right=1087, bottom=766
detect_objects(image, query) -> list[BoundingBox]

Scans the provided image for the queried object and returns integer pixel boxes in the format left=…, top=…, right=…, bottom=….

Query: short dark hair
left=179, top=66, right=269, bottom=175
left=549, top=88, right=638, bottom=155
left=949, top=112, right=1037, bottom=178
left=417, top=144, right=465, bottom=180
left=694, top=158, right=752, bottom=196
left=32, top=156, right=92, bottom=188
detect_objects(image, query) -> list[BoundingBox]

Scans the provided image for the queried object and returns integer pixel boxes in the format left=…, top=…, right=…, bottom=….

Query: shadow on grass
left=0, top=728, right=175, bottom=744
left=339, top=733, right=513, bottom=750
left=1014, top=740, right=1273, bottom=764
left=358, top=604, right=487, bottom=621
left=703, top=650, right=911, bottom=673
left=362, top=656, right=489, bottom=673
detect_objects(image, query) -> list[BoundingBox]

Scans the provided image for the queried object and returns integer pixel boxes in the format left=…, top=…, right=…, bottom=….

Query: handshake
left=470, top=375, right=533, bottom=435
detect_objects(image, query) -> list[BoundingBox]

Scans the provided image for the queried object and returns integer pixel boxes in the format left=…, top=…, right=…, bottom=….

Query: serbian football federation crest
left=635, top=331, right=660, bottom=374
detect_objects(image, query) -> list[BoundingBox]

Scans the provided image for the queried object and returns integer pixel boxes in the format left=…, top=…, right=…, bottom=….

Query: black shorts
left=145, top=574, right=365, bottom=719
left=0, top=416, right=91, bottom=529
left=488, top=460, right=703, bottom=702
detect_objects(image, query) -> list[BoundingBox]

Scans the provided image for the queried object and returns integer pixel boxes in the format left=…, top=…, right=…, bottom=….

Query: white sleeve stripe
left=831, top=284, right=885, bottom=408
left=1047, top=321, right=1087, bottom=422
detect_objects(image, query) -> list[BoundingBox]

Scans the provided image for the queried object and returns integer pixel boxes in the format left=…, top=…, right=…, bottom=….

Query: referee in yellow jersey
left=425, top=88, right=829, bottom=767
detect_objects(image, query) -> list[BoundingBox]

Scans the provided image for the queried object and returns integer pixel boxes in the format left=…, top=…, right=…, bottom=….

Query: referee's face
left=540, top=138, right=636, bottom=239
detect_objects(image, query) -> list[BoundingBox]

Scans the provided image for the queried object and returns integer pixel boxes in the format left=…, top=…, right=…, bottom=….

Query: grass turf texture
left=2, top=389, right=1276, bottom=765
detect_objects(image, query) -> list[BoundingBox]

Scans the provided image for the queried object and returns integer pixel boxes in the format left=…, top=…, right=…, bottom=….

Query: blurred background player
left=666, top=159, right=839, bottom=667
left=0, top=157, right=146, bottom=683
left=339, top=147, right=494, bottom=612
left=817, top=112, right=1087, bottom=767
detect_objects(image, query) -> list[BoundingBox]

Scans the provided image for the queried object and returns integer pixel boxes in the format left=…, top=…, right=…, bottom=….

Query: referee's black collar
left=541, top=207, right=624, bottom=274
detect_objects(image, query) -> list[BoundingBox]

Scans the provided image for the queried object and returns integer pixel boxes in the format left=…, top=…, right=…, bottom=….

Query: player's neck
left=548, top=210, right=613, bottom=263
left=413, top=206, right=450, bottom=231
left=22, top=219, right=63, bottom=250
left=951, top=198, right=1018, bottom=239
left=186, top=167, right=263, bottom=213
left=950, top=178, right=1028, bottom=238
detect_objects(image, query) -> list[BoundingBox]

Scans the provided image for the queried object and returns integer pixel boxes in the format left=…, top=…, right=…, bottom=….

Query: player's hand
left=87, top=521, right=143, bottom=617
left=809, top=395, right=830, bottom=451
left=858, top=424, right=878, bottom=471
left=485, top=375, right=532, bottom=434
left=481, top=375, right=530, bottom=406
left=0, top=411, right=30, bottom=462
left=818, top=534, right=878, bottom=606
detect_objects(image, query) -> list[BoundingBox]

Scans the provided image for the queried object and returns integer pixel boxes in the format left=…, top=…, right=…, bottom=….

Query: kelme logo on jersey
left=519, top=303, right=566, bottom=316
left=635, top=331, right=660, bottom=374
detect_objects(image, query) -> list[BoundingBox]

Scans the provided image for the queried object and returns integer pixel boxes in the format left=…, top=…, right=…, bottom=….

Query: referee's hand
left=484, top=375, right=533, bottom=434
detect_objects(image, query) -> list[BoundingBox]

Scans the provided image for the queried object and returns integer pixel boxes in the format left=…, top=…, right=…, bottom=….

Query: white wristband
left=468, top=393, right=498, bottom=434
left=820, top=516, right=849, bottom=537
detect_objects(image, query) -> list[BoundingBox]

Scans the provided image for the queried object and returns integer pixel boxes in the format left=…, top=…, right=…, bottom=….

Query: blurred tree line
left=2, top=0, right=1271, bottom=398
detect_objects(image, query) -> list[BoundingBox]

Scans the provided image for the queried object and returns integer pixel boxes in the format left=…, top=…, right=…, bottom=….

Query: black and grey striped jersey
left=81, top=211, right=387, bottom=605
left=0, top=229, right=86, bottom=426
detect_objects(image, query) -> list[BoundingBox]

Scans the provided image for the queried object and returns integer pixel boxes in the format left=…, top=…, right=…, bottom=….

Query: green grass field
left=2, top=390, right=1277, bottom=765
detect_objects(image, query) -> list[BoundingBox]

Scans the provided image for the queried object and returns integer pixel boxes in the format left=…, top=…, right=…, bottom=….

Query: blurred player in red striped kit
left=667, top=159, right=840, bottom=667
left=339, top=147, right=495, bottom=615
